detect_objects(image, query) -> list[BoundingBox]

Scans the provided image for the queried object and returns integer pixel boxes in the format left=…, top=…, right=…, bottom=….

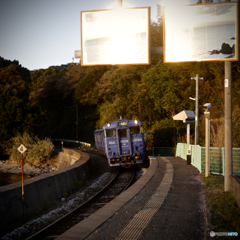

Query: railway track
left=26, top=166, right=136, bottom=240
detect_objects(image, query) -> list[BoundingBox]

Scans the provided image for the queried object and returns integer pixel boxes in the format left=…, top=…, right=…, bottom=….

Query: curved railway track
left=26, top=166, right=136, bottom=240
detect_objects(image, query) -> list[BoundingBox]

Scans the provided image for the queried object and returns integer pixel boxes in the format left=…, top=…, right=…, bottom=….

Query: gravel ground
left=0, top=149, right=63, bottom=177
left=1, top=151, right=146, bottom=240
left=0, top=160, right=55, bottom=177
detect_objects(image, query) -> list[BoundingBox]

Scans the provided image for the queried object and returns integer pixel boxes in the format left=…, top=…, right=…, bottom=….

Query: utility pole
left=190, top=74, right=203, bottom=145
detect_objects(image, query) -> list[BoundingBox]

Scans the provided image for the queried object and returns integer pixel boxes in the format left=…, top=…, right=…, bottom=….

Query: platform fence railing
left=175, top=143, right=240, bottom=176
left=51, top=139, right=91, bottom=147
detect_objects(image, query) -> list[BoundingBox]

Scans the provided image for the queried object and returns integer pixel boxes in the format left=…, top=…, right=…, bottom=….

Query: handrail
left=51, top=139, right=91, bottom=147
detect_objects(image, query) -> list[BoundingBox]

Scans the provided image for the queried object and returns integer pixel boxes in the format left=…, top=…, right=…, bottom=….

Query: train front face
left=103, top=120, right=145, bottom=166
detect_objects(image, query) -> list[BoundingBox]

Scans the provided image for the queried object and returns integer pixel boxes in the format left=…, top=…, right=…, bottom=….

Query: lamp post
left=203, top=103, right=211, bottom=177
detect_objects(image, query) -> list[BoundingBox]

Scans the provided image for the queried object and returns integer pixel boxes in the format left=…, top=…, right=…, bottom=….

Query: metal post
left=21, top=153, right=24, bottom=223
left=187, top=124, right=190, bottom=144
left=204, top=111, right=210, bottom=177
left=224, top=61, right=232, bottom=191
left=195, top=74, right=199, bottom=145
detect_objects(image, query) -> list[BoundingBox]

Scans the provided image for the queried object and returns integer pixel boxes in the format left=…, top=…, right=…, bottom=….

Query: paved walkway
left=57, top=157, right=211, bottom=240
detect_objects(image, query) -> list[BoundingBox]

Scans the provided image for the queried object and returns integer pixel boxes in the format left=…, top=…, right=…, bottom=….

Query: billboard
left=163, top=2, right=238, bottom=62
left=81, top=7, right=150, bottom=66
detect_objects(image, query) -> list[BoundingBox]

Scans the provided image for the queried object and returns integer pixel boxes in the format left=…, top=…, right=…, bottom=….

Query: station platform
left=56, top=157, right=211, bottom=240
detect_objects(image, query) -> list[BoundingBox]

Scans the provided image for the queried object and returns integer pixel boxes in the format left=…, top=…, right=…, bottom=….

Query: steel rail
left=26, top=152, right=136, bottom=240
left=26, top=169, right=120, bottom=240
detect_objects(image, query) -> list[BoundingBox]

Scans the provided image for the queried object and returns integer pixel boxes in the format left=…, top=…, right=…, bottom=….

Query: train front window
left=119, top=129, right=127, bottom=138
left=105, top=129, right=116, bottom=138
left=130, top=126, right=141, bottom=134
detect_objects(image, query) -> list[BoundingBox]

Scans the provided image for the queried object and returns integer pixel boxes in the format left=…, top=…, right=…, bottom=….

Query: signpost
left=17, top=144, right=27, bottom=223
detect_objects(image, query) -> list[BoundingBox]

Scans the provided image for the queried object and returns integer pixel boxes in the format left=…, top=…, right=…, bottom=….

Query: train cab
left=95, top=119, right=145, bottom=167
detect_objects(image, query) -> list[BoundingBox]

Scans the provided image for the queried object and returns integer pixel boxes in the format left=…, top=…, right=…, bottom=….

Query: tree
left=0, top=63, right=37, bottom=157
left=30, top=67, right=59, bottom=105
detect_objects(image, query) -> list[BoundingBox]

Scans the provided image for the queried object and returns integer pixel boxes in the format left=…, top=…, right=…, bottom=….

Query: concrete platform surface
left=57, top=157, right=211, bottom=240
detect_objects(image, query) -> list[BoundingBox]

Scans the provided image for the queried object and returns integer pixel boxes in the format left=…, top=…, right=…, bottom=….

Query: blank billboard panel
left=164, top=2, right=238, bottom=62
left=81, top=7, right=150, bottom=66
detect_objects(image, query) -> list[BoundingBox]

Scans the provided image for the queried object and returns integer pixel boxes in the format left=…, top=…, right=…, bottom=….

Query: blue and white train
left=94, top=118, right=145, bottom=166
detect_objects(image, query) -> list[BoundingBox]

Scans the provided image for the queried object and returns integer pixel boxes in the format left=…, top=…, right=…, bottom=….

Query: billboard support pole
left=224, top=0, right=233, bottom=192
left=224, top=61, right=232, bottom=191
left=118, top=0, right=122, bottom=7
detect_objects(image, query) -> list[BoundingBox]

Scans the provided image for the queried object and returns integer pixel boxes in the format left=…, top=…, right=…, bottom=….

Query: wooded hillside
left=1, top=11, right=240, bottom=158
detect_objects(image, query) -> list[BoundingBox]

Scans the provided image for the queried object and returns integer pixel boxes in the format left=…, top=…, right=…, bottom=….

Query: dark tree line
left=1, top=12, right=240, bottom=158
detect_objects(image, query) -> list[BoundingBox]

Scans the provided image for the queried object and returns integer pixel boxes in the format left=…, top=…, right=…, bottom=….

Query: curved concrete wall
left=0, top=149, right=91, bottom=237
left=57, top=148, right=82, bottom=169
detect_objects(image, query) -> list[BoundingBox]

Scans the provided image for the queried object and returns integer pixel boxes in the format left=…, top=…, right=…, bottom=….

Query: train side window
left=119, top=129, right=127, bottom=138
left=130, top=126, right=141, bottom=134
left=105, top=129, right=116, bottom=138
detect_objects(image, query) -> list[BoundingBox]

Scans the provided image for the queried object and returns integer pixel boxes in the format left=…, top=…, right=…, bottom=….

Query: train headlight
left=134, top=120, right=138, bottom=125
left=107, top=123, right=111, bottom=127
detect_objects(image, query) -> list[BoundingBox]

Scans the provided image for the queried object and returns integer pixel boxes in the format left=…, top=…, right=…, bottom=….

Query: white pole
left=205, top=112, right=210, bottom=177
left=187, top=124, right=190, bottom=144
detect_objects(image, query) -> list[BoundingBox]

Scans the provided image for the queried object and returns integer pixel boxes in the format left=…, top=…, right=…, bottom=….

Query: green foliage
left=202, top=175, right=240, bottom=236
left=30, top=67, right=59, bottom=104
left=0, top=59, right=40, bottom=157
left=233, top=106, right=240, bottom=148
left=0, top=56, right=20, bottom=68
left=9, top=132, right=54, bottom=165
left=1, top=9, right=240, bottom=154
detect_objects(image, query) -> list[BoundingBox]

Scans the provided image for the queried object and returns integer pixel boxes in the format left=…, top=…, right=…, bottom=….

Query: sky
left=0, top=0, right=235, bottom=70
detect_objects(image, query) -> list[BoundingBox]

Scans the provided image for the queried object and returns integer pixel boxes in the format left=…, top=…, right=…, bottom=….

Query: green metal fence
left=152, top=147, right=175, bottom=156
left=176, top=143, right=240, bottom=176
left=191, top=145, right=202, bottom=173
left=175, top=143, right=189, bottom=160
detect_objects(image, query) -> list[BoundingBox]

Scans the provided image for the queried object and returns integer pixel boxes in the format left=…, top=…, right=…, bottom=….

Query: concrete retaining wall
left=57, top=148, right=81, bottom=169
left=230, top=175, right=240, bottom=207
left=0, top=149, right=91, bottom=237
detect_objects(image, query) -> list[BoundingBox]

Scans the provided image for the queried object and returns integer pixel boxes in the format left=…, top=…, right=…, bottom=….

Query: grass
left=201, top=174, right=240, bottom=239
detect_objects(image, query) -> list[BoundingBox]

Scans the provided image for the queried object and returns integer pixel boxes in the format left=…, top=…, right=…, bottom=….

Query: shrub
left=9, top=132, right=54, bottom=165
left=211, top=106, right=240, bottom=148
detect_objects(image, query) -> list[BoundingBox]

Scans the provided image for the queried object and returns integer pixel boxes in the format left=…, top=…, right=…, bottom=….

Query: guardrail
left=51, top=139, right=91, bottom=148
left=176, top=143, right=240, bottom=176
